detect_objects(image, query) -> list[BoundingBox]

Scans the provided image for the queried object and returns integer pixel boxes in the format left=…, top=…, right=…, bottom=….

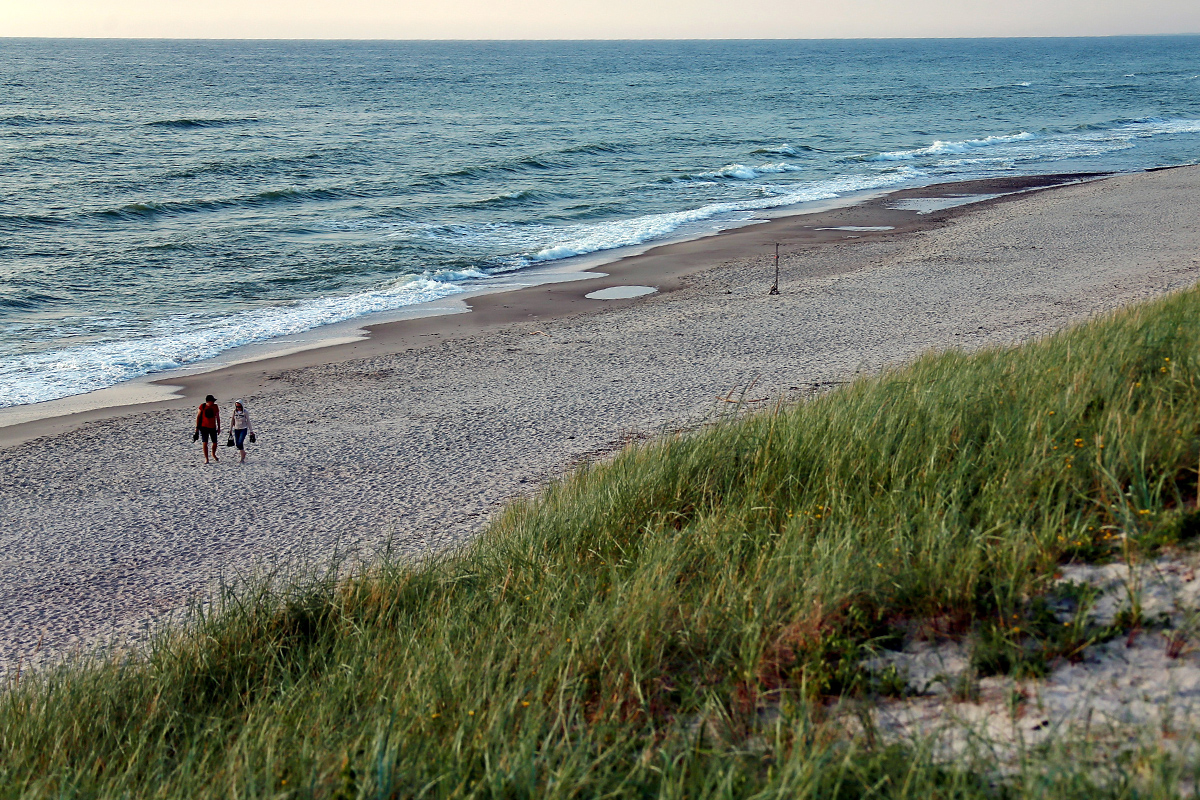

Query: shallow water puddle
left=887, top=194, right=1004, bottom=214
left=584, top=285, right=658, bottom=300
left=816, top=225, right=895, bottom=231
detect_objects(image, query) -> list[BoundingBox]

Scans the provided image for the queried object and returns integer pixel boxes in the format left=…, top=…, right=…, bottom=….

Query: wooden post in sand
left=768, top=243, right=780, bottom=295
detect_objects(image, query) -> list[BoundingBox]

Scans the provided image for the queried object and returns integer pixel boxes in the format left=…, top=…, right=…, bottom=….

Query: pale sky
left=3, top=0, right=1199, bottom=39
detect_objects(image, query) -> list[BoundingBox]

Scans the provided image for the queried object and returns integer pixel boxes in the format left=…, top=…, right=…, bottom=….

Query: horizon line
left=3, top=32, right=1200, bottom=42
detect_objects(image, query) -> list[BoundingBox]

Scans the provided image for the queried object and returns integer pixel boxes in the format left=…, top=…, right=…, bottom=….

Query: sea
left=2, top=36, right=1199, bottom=408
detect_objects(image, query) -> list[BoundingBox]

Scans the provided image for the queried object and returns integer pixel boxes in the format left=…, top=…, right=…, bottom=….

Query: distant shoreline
left=0, top=169, right=1109, bottom=449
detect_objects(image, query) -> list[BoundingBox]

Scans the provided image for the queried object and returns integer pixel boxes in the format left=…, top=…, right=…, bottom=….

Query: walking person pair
left=193, top=395, right=257, bottom=464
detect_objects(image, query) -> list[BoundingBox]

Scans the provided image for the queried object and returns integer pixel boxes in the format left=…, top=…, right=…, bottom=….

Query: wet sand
left=2, top=167, right=1198, bottom=676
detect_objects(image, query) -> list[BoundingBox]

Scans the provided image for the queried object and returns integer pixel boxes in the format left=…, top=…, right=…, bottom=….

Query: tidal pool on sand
left=585, top=286, right=658, bottom=300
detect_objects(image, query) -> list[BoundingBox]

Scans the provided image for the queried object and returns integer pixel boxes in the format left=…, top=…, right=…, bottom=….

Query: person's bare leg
left=203, top=442, right=210, bottom=464
left=212, top=436, right=219, bottom=461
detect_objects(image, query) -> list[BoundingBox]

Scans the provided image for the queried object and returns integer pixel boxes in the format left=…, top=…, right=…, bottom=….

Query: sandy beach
left=2, top=166, right=1199, bottom=677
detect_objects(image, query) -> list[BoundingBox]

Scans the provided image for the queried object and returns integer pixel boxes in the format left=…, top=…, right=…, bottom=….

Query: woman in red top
left=194, top=394, right=222, bottom=464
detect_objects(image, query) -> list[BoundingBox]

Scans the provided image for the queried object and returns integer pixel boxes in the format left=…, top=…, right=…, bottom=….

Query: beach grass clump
left=3, top=288, right=1200, bottom=798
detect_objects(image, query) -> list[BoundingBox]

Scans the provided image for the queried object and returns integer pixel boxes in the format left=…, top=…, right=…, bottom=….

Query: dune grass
left=3, top=288, right=1200, bottom=798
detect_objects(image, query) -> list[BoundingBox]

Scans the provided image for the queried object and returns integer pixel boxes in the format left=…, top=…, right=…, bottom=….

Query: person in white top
left=228, top=400, right=256, bottom=463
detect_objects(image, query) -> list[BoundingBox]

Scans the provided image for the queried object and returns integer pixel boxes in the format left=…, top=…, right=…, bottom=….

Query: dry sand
left=2, top=166, right=1199, bottom=677
left=858, top=550, right=1200, bottom=768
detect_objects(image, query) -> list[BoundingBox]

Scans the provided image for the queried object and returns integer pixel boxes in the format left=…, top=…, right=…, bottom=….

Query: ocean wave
left=143, top=117, right=260, bottom=129
left=869, top=132, right=1036, bottom=162
left=529, top=168, right=923, bottom=262
left=546, top=202, right=628, bottom=222
left=703, top=162, right=806, bottom=180
left=416, top=142, right=625, bottom=187
left=0, top=114, right=83, bottom=127
left=665, top=161, right=807, bottom=183
left=1121, top=117, right=1200, bottom=136
left=141, top=240, right=207, bottom=252
left=0, top=275, right=467, bottom=408
left=975, top=81, right=1033, bottom=91
left=161, top=151, right=326, bottom=180
left=422, top=156, right=560, bottom=185
left=1060, top=117, right=1200, bottom=139
left=561, top=141, right=622, bottom=155
left=460, top=189, right=558, bottom=208
left=1066, top=119, right=1137, bottom=133
left=750, top=144, right=819, bottom=156
left=89, top=187, right=365, bottom=220
left=932, top=141, right=1135, bottom=169
left=931, top=137, right=1138, bottom=168
left=393, top=166, right=924, bottom=266
left=0, top=212, right=68, bottom=228
left=865, top=118, right=1200, bottom=168
left=0, top=292, right=66, bottom=312
left=429, top=266, right=489, bottom=281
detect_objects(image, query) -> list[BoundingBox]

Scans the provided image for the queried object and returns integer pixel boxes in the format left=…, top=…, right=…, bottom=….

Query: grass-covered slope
left=3, top=289, right=1200, bottom=799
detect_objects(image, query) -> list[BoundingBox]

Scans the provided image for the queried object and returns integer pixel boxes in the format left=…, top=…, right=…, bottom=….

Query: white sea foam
left=700, top=162, right=806, bottom=180
left=0, top=276, right=466, bottom=407
left=1126, top=117, right=1200, bottom=136
left=871, top=132, right=1036, bottom=161
left=429, top=266, right=489, bottom=282
left=756, top=144, right=803, bottom=155
left=530, top=168, right=922, bottom=262
left=868, top=119, right=1200, bottom=170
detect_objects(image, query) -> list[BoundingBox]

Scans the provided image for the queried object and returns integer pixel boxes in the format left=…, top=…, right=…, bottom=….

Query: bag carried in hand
left=249, top=433, right=256, bottom=444
left=226, top=435, right=235, bottom=447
